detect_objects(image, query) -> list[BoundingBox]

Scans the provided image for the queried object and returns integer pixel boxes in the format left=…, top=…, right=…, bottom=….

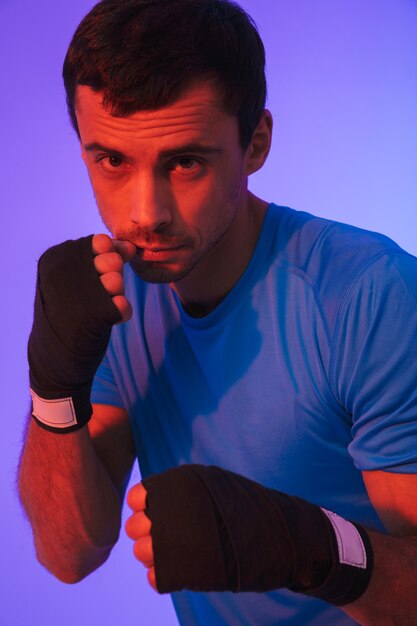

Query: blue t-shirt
left=92, top=203, right=417, bottom=626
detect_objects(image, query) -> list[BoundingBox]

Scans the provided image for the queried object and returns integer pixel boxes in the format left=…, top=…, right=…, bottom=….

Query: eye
left=172, top=157, right=201, bottom=173
left=107, top=155, right=123, bottom=168
left=96, top=154, right=125, bottom=173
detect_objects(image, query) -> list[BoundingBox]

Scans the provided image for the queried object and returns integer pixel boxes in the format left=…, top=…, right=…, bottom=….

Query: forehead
left=75, top=82, right=238, bottom=148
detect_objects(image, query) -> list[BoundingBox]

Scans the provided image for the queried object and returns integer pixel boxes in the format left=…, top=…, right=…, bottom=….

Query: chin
left=128, top=258, right=194, bottom=284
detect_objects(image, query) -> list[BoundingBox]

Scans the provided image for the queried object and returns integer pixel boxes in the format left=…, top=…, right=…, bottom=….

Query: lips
left=136, top=245, right=186, bottom=262
left=140, top=245, right=182, bottom=252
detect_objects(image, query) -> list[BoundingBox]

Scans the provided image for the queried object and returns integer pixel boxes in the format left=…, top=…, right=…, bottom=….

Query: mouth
left=135, top=245, right=186, bottom=262
left=139, top=245, right=182, bottom=252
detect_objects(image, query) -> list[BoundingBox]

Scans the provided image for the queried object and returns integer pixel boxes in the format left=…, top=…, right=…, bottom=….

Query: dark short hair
left=62, top=0, right=267, bottom=151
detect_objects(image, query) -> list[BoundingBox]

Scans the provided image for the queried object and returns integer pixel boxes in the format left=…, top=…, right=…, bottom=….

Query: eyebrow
left=83, top=141, right=224, bottom=159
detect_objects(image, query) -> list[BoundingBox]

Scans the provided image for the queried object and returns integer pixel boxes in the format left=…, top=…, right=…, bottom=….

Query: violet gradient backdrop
left=1, top=1, right=416, bottom=625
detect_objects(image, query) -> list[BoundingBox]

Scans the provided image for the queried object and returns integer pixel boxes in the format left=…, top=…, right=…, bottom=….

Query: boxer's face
left=75, top=81, right=254, bottom=284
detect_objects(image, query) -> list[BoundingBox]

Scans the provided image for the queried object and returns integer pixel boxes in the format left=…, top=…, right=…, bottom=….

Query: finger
left=133, top=535, right=154, bottom=568
left=94, top=252, right=124, bottom=275
left=92, top=233, right=114, bottom=256
left=100, top=271, right=124, bottom=296
left=113, top=239, right=137, bottom=263
left=92, top=235, right=136, bottom=263
left=112, top=295, right=132, bottom=323
left=147, top=566, right=158, bottom=592
left=127, top=482, right=148, bottom=511
left=125, top=511, right=152, bottom=540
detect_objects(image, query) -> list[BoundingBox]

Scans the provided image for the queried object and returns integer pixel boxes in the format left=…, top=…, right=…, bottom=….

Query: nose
left=129, top=173, right=172, bottom=232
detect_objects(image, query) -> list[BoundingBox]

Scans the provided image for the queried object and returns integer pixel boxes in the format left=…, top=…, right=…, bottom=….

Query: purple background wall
left=1, top=1, right=416, bottom=624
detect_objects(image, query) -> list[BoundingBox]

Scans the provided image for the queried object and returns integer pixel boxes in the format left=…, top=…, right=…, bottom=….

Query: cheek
left=175, top=168, right=231, bottom=217
left=88, top=176, right=130, bottom=228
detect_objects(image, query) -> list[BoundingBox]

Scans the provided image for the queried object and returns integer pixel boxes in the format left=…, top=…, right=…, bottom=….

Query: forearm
left=342, top=530, right=417, bottom=626
left=18, top=417, right=122, bottom=583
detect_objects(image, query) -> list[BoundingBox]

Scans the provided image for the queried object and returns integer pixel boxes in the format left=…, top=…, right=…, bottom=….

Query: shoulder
left=269, top=204, right=403, bottom=276
left=268, top=205, right=414, bottom=331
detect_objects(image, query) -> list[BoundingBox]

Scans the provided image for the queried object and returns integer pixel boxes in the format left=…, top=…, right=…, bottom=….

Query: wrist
left=30, top=386, right=92, bottom=433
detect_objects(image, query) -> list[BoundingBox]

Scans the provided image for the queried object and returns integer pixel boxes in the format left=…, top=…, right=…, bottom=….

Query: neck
left=171, top=193, right=269, bottom=317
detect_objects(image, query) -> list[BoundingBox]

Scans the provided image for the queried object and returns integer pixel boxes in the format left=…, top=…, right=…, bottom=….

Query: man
left=18, top=1, right=417, bottom=625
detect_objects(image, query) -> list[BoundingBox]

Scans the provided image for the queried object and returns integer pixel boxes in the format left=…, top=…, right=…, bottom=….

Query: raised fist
left=28, top=234, right=136, bottom=432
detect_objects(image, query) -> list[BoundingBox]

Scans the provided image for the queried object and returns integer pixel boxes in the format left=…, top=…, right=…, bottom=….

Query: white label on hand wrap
left=30, top=389, right=77, bottom=429
left=321, top=508, right=367, bottom=569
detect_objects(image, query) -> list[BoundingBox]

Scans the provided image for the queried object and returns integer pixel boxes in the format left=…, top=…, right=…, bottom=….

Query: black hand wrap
left=142, top=464, right=373, bottom=605
left=28, top=235, right=121, bottom=433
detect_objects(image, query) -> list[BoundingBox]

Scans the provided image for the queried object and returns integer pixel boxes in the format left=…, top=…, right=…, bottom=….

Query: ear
left=244, top=110, right=273, bottom=176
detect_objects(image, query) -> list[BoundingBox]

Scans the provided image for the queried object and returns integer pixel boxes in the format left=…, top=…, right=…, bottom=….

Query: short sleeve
left=91, top=351, right=125, bottom=409
left=331, top=251, right=417, bottom=472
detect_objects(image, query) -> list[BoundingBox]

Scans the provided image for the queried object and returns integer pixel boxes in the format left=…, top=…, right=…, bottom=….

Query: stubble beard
left=128, top=245, right=201, bottom=284
left=127, top=209, right=236, bottom=284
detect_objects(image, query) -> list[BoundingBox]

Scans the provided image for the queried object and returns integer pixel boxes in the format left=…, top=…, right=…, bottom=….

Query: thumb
left=113, top=239, right=137, bottom=263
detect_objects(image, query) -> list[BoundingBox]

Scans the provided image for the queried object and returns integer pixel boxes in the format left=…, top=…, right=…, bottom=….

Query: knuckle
left=133, top=537, right=153, bottom=565
left=147, top=567, right=157, bottom=591
left=126, top=486, right=136, bottom=510
left=112, top=295, right=132, bottom=323
left=92, top=233, right=113, bottom=255
left=128, top=483, right=146, bottom=509
left=135, top=512, right=152, bottom=536
left=109, top=252, right=124, bottom=271
left=100, top=272, right=124, bottom=295
left=114, top=239, right=136, bottom=261
left=94, top=252, right=123, bottom=275
left=125, top=516, right=136, bottom=538
left=125, top=512, right=148, bottom=539
left=141, top=512, right=152, bottom=533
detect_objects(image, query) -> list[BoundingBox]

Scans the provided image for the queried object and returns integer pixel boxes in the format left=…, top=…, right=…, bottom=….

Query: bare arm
left=341, top=471, right=417, bottom=626
left=18, top=403, right=135, bottom=583
left=19, top=233, right=137, bottom=583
